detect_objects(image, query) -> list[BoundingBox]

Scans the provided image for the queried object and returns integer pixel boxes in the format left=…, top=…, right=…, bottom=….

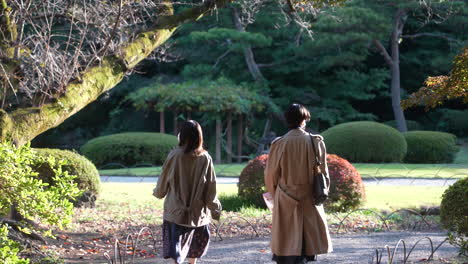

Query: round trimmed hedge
left=238, top=154, right=268, bottom=208
left=403, top=131, right=459, bottom=163
left=384, top=120, right=422, bottom=131
left=440, top=178, right=467, bottom=253
left=325, top=154, right=365, bottom=213
left=322, top=121, right=407, bottom=163
left=81, top=132, right=178, bottom=167
left=238, top=154, right=366, bottom=212
left=33, top=148, right=101, bottom=207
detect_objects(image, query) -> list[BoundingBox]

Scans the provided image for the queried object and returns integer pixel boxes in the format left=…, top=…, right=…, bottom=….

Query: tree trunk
left=237, top=114, right=243, bottom=163
left=215, top=118, right=222, bottom=164
left=159, top=111, right=165, bottom=133
left=256, top=117, right=272, bottom=155
left=372, top=9, right=409, bottom=133
left=0, top=0, right=233, bottom=146
left=390, top=10, right=408, bottom=132
left=173, top=111, right=178, bottom=135
left=187, top=111, right=192, bottom=120
left=232, top=7, right=265, bottom=82
left=226, top=111, right=232, bottom=163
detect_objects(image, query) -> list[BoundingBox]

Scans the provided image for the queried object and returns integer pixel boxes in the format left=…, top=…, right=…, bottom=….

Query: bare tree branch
left=402, top=32, right=462, bottom=43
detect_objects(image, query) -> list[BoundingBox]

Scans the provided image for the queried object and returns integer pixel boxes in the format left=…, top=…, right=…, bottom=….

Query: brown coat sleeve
left=153, top=152, right=175, bottom=199
left=264, top=140, right=282, bottom=197
left=317, top=138, right=330, bottom=190
left=204, top=157, right=222, bottom=220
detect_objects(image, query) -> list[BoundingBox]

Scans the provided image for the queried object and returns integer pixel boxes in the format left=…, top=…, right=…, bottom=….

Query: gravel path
left=99, top=176, right=458, bottom=186
left=132, top=231, right=460, bottom=264
left=197, top=232, right=459, bottom=264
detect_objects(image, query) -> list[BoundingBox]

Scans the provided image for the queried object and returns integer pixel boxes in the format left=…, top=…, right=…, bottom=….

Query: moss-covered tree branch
left=0, top=0, right=233, bottom=146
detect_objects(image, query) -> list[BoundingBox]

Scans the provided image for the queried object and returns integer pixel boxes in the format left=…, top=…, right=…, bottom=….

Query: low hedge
left=322, top=121, right=407, bottom=163
left=440, top=178, right=468, bottom=255
left=403, top=131, right=459, bottom=163
left=384, top=120, right=422, bottom=131
left=81, top=132, right=178, bottom=167
left=33, top=148, right=101, bottom=207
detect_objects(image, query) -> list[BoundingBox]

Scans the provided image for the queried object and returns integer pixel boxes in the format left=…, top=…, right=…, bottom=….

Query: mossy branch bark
left=0, top=0, right=232, bottom=146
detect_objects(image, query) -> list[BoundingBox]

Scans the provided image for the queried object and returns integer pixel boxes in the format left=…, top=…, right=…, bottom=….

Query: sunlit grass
left=93, top=183, right=450, bottom=218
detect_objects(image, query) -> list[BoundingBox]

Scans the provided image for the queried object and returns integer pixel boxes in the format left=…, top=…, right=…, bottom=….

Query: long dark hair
left=178, top=120, right=205, bottom=155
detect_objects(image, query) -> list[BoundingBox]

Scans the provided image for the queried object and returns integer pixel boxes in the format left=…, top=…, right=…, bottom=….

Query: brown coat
left=264, top=128, right=332, bottom=256
left=153, top=147, right=222, bottom=227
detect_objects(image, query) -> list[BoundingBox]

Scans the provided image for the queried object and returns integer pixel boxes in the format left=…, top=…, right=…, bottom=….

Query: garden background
left=0, top=0, right=467, bottom=263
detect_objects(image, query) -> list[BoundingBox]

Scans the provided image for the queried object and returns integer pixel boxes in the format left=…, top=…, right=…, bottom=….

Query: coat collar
left=286, top=128, right=308, bottom=137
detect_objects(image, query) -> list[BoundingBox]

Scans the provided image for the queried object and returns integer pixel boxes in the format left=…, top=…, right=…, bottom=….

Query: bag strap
left=309, top=133, right=322, bottom=173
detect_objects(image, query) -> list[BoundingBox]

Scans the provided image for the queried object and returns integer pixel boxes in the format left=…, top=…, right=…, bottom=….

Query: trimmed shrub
left=81, top=132, right=178, bottom=167
left=238, top=154, right=365, bottom=212
left=384, top=120, right=422, bottom=131
left=325, top=154, right=365, bottom=213
left=34, top=149, right=101, bottom=207
left=403, top=131, right=459, bottom=163
left=0, top=142, right=80, bottom=233
left=440, top=178, right=468, bottom=255
left=238, top=155, right=268, bottom=208
left=322, top=121, right=407, bottom=163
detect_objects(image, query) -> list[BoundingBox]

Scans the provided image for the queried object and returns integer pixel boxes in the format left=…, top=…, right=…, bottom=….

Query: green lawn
left=97, top=183, right=448, bottom=212
left=99, top=148, right=468, bottom=178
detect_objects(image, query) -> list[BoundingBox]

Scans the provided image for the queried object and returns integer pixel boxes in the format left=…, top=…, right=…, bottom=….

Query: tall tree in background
left=367, top=0, right=466, bottom=132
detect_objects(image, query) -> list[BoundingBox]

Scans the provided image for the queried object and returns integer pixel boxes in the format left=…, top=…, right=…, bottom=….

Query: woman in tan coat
left=153, top=120, right=222, bottom=264
left=264, top=104, right=332, bottom=264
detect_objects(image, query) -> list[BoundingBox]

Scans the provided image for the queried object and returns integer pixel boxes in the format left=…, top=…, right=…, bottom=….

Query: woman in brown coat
left=153, top=120, right=222, bottom=264
left=264, top=104, right=332, bottom=264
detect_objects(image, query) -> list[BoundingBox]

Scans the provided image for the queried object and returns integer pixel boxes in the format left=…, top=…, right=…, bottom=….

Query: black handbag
left=309, top=134, right=329, bottom=205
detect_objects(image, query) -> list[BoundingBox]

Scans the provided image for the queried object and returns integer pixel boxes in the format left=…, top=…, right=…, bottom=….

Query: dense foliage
left=29, top=0, right=467, bottom=151
left=322, top=121, right=408, bottom=163
left=440, top=178, right=468, bottom=255
left=0, top=142, right=81, bottom=232
left=325, top=154, right=365, bottom=213
left=33, top=149, right=101, bottom=207
left=237, top=154, right=268, bottom=208
left=128, top=77, right=269, bottom=114
left=403, top=131, right=459, bottom=163
left=437, top=109, right=468, bottom=137
left=402, top=47, right=468, bottom=110
left=81, top=132, right=178, bottom=167
left=0, top=225, right=29, bottom=264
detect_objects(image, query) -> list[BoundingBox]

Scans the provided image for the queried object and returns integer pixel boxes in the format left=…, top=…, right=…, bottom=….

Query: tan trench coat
left=153, top=147, right=222, bottom=227
left=264, top=128, right=332, bottom=256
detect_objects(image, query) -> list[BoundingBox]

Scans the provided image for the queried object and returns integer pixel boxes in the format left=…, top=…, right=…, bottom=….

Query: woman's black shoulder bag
left=309, top=134, right=329, bottom=206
